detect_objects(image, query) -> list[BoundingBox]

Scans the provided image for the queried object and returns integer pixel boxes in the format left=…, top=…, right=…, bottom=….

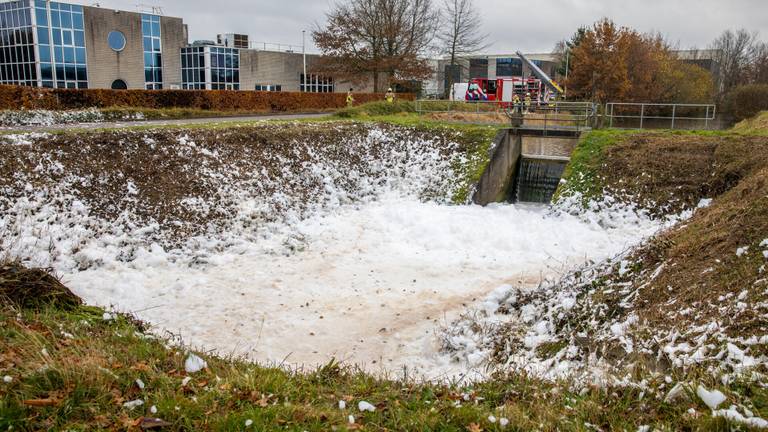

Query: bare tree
left=749, top=41, right=768, bottom=84
left=313, top=0, right=438, bottom=92
left=709, top=29, right=759, bottom=96
left=437, top=0, right=489, bottom=96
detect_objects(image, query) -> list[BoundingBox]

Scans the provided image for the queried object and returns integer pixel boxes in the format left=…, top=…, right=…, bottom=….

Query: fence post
left=671, top=105, right=676, bottom=130
left=640, top=104, right=645, bottom=129
left=609, top=104, right=614, bottom=128
left=705, top=106, right=710, bottom=129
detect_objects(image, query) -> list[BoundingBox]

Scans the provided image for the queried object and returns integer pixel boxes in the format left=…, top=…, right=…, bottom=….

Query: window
left=107, top=31, right=126, bottom=51
left=300, top=74, right=334, bottom=93
left=0, top=2, right=36, bottom=86
left=25, top=1, right=88, bottom=89
left=496, top=58, right=522, bottom=77
left=181, top=46, right=239, bottom=90
left=141, top=14, right=162, bottom=89
left=469, top=58, right=488, bottom=79
left=255, top=84, right=281, bottom=92
left=111, top=79, right=127, bottom=89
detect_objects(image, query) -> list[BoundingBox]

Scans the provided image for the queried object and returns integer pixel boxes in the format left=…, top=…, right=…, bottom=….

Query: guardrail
left=605, top=102, right=717, bottom=130
left=414, top=100, right=598, bottom=132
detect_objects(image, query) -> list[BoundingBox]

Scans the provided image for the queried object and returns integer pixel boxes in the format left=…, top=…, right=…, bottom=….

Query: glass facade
left=496, top=58, right=522, bottom=77
left=181, top=45, right=240, bottom=90
left=37, top=1, right=87, bottom=88
left=142, top=13, right=162, bottom=89
left=180, top=46, right=204, bottom=89
left=300, top=73, right=333, bottom=93
left=209, top=46, right=238, bottom=90
left=0, top=1, right=35, bottom=86
left=0, top=1, right=87, bottom=88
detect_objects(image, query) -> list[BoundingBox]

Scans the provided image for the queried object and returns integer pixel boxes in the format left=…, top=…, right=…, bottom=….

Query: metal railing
left=249, top=41, right=309, bottom=53
left=605, top=102, right=717, bottom=130
left=414, top=99, right=598, bottom=132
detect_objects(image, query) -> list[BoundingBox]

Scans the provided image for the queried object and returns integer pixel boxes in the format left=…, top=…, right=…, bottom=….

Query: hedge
left=0, top=85, right=414, bottom=112
left=723, top=84, right=768, bottom=122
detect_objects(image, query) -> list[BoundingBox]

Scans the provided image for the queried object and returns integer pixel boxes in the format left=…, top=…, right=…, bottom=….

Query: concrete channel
left=472, top=127, right=582, bottom=205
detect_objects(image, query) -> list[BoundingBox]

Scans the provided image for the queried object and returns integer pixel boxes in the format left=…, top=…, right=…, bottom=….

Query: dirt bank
left=0, top=122, right=491, bottom=261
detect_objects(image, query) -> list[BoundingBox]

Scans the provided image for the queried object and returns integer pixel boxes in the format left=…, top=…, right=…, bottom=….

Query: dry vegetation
left=0, top=85, right=407, bottom=112
left=0, top=261, right=81, bottom=310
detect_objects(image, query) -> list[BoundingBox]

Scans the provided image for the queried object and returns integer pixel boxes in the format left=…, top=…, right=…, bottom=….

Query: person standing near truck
left=385, top=88, right=395, bottom=104
left=512, top=94, right=522, bottom=113
left=346, top=88, right=355, bottom=107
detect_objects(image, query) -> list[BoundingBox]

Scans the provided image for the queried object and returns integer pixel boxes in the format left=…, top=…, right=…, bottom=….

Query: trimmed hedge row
left=0, top=85, right=414, bottom=112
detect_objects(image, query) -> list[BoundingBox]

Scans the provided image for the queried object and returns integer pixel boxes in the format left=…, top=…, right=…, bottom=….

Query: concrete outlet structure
left=472, top=127, right=580, bottom=205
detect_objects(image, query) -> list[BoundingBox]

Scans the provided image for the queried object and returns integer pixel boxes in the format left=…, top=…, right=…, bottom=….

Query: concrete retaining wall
left=522, top=136, right=578, bottom=159
left=472, top=129, right=521, bottom=205
left=472, top=127, right=582, bottom=205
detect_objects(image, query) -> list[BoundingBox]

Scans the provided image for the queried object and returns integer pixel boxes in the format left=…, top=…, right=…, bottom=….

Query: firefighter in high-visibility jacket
left=346, top=89, right=355, bottom=107
left=385, top=88, right=395, bottom=104
left=524, top=93, right=532, bottom=113
left=512, top=94, right=522, bottom=113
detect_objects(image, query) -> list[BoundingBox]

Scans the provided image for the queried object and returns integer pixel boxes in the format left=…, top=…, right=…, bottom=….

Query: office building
left=0, top=0, right=187, bottom=89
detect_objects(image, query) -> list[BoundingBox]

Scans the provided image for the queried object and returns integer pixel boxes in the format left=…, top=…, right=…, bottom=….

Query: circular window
left=108, top=31, right=126, bottom=52
left=111, top=79, right=127, bottom=90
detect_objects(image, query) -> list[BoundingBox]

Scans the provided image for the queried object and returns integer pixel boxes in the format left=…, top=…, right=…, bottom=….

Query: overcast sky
left=78, top=0, right=767, bottom=54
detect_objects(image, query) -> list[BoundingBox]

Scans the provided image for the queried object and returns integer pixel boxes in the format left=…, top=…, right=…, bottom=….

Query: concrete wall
left=82, top=7, right=186, bottom=90
left=472, top=129, right=521, bottom=205
left=521, top=136, right=579, bottom=159
left=160, top=17, right=186, bottom=88
left=472, top=128, right=583, bottom=205
left=238, top=50, right=375, bottom=93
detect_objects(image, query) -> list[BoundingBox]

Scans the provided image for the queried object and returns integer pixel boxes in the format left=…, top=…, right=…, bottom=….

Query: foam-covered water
left=0, top=126, right=667, bottom=379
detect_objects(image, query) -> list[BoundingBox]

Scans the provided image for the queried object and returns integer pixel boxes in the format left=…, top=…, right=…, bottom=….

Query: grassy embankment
left=544, top=114, right=768, bottom=372
left=3, top=111, right=768, bottom=431
left=0, top=268, right=744, bottom=431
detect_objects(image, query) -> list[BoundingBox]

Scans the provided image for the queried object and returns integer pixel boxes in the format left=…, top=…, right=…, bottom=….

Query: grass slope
left=733, top=111, right=768, bottom=136
left=6, top=113, right=768, bottom=430
left=0, top=297, right=744, bottom=431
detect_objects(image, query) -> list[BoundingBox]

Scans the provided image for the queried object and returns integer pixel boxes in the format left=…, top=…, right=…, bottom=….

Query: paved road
left=3, top=112, right=330, bottom=132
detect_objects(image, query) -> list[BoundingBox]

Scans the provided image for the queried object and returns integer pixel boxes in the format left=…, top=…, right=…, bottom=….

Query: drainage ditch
left=473, top=127, right=581, bottom=205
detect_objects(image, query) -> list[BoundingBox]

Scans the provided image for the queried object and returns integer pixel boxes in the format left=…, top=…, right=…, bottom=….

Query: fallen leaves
left=22, top=398, right=58, bottom=407
left=134, top=417, right=173, bottom=430
left=131, top=361, right=151, bottom=372
left=467, top=423, right=483, bottom=432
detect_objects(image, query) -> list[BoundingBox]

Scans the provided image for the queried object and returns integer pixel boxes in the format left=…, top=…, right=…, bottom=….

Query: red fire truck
left=462, top=51, right=565, bottom=106
left=469, top=77, right=545, bottom=105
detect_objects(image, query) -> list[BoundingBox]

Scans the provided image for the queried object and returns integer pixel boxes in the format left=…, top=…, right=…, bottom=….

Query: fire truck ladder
left=516, top=51, right=564, bottom=95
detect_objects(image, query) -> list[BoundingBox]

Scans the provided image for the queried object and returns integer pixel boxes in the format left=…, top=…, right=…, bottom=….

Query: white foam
left=65, top=197, right=660, bottom=379
left=1, top=126, right=666, bottom=380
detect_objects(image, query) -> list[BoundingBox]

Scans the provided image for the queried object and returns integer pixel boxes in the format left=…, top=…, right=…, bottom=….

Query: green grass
left=334, top=101, right=416, bottom=118
left=732, top=111, right=768, bottom=136
left=99, top=107, right=296, bottom=121
left=0, top=302, right=758, bottom=431
left=553, top=129, right=634, bottom=202
left=553, top=127, right=759, bottom=204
